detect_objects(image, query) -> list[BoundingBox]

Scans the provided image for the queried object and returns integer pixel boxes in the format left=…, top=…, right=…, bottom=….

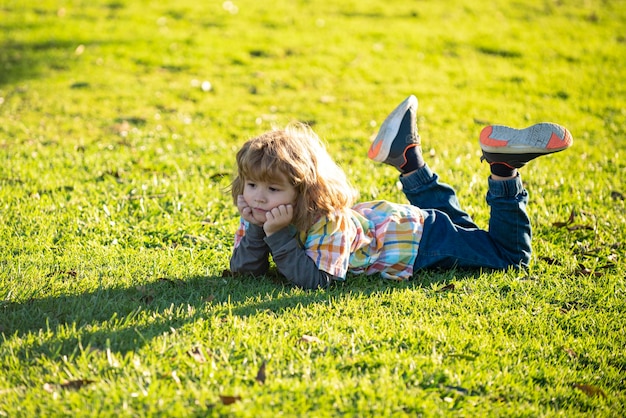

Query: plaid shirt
left=234, top=200, right=424, bottom=281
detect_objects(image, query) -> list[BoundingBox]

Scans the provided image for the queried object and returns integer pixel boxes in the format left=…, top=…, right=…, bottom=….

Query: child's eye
left=269, top=187, right=280, bottom=192
left=246, top=182, right=256, bottom=188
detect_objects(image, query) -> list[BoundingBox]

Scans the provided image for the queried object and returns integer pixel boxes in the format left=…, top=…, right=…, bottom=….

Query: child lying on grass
left=229, top=95, right=573, bottom=289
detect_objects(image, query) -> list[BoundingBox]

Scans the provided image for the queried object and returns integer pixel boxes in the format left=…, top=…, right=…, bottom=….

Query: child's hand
left=264, top=204, right=294, bottom=236
left=237, top=195, right=262, bottom=226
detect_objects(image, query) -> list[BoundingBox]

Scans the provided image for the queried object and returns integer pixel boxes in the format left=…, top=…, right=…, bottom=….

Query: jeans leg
left=485, top=174, right=531, bottom=268
left=412, top=173, right=531, bottom=271
left=399, top=164, right=477, bottom=228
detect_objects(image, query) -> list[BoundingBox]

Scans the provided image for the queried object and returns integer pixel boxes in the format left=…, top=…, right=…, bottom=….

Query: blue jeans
left=400, top=164, right=531, bottom=271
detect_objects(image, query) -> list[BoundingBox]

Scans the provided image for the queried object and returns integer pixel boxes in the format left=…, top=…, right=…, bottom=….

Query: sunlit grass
left=1, top=0, right=625, bottom=416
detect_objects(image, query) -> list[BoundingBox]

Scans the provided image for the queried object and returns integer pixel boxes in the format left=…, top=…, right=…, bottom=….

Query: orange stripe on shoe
left=368, top=139, right=383, bottom=159
left=547, top=129, right=573, bottom=149
left=480, top=126, right=508, bottom=147
left=398, top=143, right=417, bottom=168
left=490, top=161, right=516, bottom=169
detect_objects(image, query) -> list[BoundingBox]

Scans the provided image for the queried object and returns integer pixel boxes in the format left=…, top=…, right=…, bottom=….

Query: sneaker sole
left=368, top=95, right=418, bottom=162
left=480, top=123, right=573, bottom=154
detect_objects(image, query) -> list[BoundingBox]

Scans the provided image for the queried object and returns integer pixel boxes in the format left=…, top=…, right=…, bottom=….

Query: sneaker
left=368, top=95, right=421, bottom=171
left=480, top=123, right=573, bottom=168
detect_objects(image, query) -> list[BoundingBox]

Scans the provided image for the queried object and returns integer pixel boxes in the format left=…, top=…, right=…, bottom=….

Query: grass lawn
left=1, top=0, right=625, bottom=416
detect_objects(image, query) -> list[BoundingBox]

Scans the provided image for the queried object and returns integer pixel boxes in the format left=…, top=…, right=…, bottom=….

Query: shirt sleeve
left=265, top=227, right=339, bottom=290
left=230, top=221, right=270, bottom=276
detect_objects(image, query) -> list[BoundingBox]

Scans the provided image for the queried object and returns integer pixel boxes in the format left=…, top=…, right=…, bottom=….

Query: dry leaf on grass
left=44, top=379, right=95, bottom=392
left=210, top=172, right=229, bottom=181
left=552, top=209, right=576, bottom=228
left=219, top=395, right=241, bottom=405
left=60, top=379, right=95, bottom=390
left=576, top=264, right=603, bottom=277
left=187, top=346, right=207, bottom=363
left=255, top=360, right=267, bottom=385
left=46, top=270, right=77, bottom=278
left=437, top=283, right=455, bottom=292
left=610, top=191, right=624, bottom=201
left=552, top=209, right=594, bottom=231
left=298, top=335, right=322, bottom=344
left=573, top=383, right=607, bottom=398
left=539, top=256, right=561, bottom=266
left=563, top=347, right=577, bottom=359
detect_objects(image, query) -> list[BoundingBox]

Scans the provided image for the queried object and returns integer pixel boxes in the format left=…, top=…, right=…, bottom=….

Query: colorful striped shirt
left=234, top=200, right=424, bottom=281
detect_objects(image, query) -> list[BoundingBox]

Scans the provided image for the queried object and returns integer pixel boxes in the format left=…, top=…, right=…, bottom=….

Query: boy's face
left=242, top=174, right=298, bottom=224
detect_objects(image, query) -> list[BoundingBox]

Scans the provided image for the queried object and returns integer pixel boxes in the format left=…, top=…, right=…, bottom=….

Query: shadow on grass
left=1, top=269, right=481, bottom=359
left=0, top=1, right=124, bottom=87
left=0, top=38, right=92, bottom=87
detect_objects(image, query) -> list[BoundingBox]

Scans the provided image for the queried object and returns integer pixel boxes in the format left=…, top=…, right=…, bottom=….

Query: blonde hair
left=231, top=123, right=358, bottom=231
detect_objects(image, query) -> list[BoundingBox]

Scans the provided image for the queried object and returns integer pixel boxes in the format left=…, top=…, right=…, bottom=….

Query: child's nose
left=255, top=191, right=266, bottom=203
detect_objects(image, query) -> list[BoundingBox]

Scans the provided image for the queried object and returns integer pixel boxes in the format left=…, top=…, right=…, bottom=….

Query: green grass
left=1, top=0, right=625, bottom=416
